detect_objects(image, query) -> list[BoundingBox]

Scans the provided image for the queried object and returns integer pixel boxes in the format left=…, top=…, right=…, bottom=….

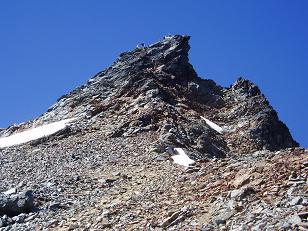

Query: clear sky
left=0, top=1, right=307, bottom=147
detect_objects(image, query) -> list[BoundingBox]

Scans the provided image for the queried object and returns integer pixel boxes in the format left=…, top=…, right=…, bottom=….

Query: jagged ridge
left=2, top=35, right=299, bottom=157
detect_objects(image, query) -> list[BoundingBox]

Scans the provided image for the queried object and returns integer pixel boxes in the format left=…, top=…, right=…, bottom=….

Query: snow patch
left=0, top=118, right=76, bottom=148
left=171, top=148, right=195, bottom=167
left=200, top=116, right=223, bottom=134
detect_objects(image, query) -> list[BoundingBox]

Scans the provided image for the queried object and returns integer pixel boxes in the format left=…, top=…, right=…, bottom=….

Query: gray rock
left=68, top=223, right=79, bottom=230
left=155, top=156, right=168, bottom=162
left=12, top=213, right=26, bottom=223
left=0, top=215, right=13, bottom=228
left=289, top=196, right=303, bottom=206
left=212, top=209, right=235, bottom=225
left=288, top=215, right=301, bottom=225
left=49, top=202, right=61, bottom=211
left=24, top=213, right=37, bottom=222
left=251, top=222, right=267, bottom=231
left=98, top=177, right=117, bottom=185
left=0, top=190, right=34, bottom=216
left=46, top=219, right=58, bottom=227
left=230, top=187, right=256, bottom=199
left=2, top=188, right=17, bottom=195
left=160, top=132, right=178, bottom=145
left=185, top=166, right=200, bottom=173
left=230, top=189, right=242, bottom=198
left=160, top=206, right=190, bottom=227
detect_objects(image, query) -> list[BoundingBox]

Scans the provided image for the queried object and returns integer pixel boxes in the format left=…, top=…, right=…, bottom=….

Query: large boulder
left=0, top=190, right=34, bottom=217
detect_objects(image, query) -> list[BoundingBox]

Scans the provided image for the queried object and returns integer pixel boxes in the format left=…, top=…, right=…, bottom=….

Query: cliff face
left=30, top=35, right=297, bottom=157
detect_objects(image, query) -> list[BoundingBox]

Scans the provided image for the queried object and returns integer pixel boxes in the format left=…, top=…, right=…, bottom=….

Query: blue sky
left=0, top=1, right=307, bottom=147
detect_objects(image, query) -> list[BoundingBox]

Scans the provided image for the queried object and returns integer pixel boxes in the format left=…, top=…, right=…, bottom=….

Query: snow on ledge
left=0, top=118, right=76, bottom=148
left=200, top=116, right=223, bottom=134
left=171, top=148, right=195, bottom=167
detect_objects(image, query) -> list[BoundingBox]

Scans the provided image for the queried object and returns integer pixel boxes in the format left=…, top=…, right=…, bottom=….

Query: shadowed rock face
left=220, top=78, right=299, bottom=153
left=2, top=35, right=298, bottom=157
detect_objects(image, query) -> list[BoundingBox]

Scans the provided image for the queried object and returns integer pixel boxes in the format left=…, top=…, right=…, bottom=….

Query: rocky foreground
left=0, top=35, right=307, bottom=230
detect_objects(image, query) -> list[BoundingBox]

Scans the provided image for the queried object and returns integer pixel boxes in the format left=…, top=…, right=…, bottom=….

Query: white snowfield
left=0, top=118, right=76, bottom=148
left=171, top=148, right=195, bottom=167
left=200, top=116, right=223, bottom=134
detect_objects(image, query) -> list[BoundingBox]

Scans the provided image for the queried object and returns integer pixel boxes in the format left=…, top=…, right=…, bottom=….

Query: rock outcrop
left=24, top=35, right=298, bottom=157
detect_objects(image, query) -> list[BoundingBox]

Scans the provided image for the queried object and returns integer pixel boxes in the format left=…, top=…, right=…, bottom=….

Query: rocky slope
left=0, top=35, right=306, bottom=230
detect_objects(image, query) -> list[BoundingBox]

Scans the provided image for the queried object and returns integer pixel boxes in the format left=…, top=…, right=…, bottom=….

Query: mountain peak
left=0, top=35, right=304, bottom=230
left=1, top=35, right=298, bottom=157
left=114, top=34, right=196, bottom=83
left=231, top=77, right=261, bottom=97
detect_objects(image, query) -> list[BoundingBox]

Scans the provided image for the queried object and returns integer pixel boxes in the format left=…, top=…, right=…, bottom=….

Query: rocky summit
left=0, top=35, right=306, bottom=230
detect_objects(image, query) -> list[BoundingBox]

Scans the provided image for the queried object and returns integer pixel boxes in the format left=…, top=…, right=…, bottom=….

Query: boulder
left=0, top=190, right=34, bottom=217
